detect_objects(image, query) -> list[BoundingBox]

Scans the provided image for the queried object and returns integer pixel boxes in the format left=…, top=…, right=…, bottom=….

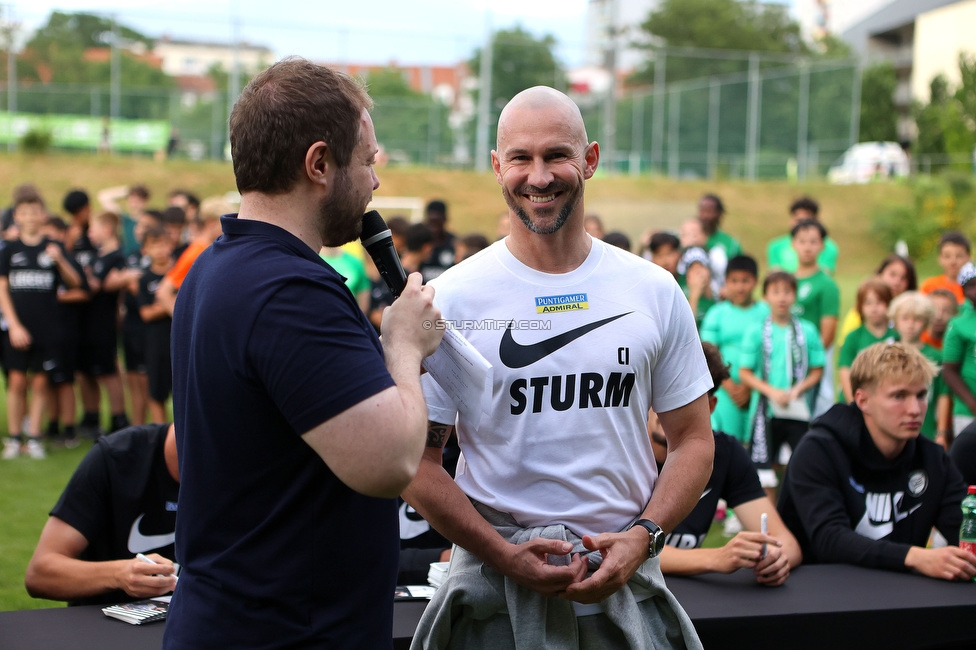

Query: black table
left=666, top=563, right=976, bottom=650
left=1, top=565, right=974, bottom=650
left=0, top=600, right=425, bottom=650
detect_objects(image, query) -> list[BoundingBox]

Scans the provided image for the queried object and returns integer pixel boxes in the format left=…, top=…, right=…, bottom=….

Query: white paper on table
left=422, top=322, right=492, bottom=429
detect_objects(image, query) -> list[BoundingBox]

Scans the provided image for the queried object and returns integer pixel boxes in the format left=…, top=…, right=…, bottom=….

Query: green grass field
left=0, top=150, right=942, bottom=612
left=0, top=438, right=91, bottom=611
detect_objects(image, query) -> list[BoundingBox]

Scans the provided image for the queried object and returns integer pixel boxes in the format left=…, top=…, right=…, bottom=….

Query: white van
left=827, top=141, right=910, bottom=184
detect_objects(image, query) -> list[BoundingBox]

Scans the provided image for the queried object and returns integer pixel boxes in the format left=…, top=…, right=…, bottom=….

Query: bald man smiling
left=404, top=87, right=714, bottom=649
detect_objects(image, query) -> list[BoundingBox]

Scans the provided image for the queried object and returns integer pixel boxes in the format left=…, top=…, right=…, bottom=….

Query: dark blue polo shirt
left=165, top=215, right=398, bottom=649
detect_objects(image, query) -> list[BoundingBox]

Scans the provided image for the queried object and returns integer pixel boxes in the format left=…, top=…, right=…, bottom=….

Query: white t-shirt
left=422, top=237, right=712, bottom=537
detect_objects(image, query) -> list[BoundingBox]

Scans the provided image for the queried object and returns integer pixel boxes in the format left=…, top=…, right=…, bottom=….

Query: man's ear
left=491, top=150, right=502, bottom=185
left=853, top=386, right=870, bottom=410
left=305, top=141, right=333, bottom=190
left=583, top=141, right=600, bottom=179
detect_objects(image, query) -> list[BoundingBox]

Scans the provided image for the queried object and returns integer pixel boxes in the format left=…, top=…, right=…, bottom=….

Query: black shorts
left=122, top=326, right=147, bottom=374
left=78, top=343, right=118, bottom=377
left=3, top=337, right=57, bottom=375
left=770, top=418, right=809, bottom=459
left=47, top=336, right=79, bottom=386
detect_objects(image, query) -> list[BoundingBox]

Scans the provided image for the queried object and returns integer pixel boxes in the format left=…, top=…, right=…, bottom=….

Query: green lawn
left=0, top=440, right=91, bottom=611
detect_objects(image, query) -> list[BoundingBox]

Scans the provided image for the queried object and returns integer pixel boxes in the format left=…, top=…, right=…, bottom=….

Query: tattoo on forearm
left=426, top=424, right=451, bottom=448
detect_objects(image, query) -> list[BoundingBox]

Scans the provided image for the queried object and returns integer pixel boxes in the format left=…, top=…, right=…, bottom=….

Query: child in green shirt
left=791, top=219, right=840, bottom=418
left=740, top=271, right=825, bottom=496
left=942, top=262, right=976, bottom=437
left=838, top=278, right=896, bottom=403
left=700, top=255, right=769, bottom=443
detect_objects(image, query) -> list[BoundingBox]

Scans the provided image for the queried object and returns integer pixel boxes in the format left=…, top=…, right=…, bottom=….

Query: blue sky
left=15, top=0, right=595, bottom=67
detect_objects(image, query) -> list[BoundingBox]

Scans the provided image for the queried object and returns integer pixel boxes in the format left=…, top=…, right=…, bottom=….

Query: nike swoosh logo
left=894, top=503, right=922, bottom=523
left=127, top=514, right=176, bottom=554
left=498, top=312, right=632, bottom=369
left=854, top=512, right=893, bottom=540
left=699, top=488, right=712, bottom=501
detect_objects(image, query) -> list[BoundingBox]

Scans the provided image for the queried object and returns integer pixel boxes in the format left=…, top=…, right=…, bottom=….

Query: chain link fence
left=1, top=57, right=864, bottom=181
left=580, top=58, right=861, bottom=181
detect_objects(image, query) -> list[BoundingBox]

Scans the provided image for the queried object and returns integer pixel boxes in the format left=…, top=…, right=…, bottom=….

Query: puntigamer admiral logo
left=535, top=293, right=589, bottom=313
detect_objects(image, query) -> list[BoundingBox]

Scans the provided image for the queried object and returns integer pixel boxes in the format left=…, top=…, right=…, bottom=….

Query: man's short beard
left=319, top=166, right=364, bottom=246
left=504, top=183, right=581, bottom=235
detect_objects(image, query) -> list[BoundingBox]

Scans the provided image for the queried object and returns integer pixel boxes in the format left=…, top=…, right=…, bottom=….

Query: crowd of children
left=639, top=193, right=976, bottom=502
left=4, top=185, right=976, bottom=480
left=0, top=184, right=214, bottom=459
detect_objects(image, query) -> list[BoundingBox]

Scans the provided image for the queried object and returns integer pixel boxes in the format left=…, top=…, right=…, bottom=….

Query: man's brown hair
left=229, top=57, right=372, bottom=195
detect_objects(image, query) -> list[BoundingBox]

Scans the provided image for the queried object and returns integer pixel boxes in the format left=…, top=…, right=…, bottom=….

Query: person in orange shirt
left=154, top=196, right=232, bottom=316
left=920, top=231, right=971, bottom=305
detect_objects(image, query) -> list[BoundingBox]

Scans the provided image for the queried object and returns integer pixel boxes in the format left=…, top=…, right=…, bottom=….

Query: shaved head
left=491, top=86, right=599, bottom=239
left=496, top=86, right=588, bottom=150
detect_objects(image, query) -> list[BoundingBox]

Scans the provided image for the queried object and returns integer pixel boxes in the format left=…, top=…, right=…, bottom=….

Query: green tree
left=913, top=55, right=976, bottom=167
left=469, top=26, right=566, bottom=108
left=915, top=75, right=951, bottom=155
left=955, top=52, right=976, bottom=132
left=630, top=0, right=810, bottom=85
left=364, top=68, right=452, bottom=165
left=16, top=10, right=174, bottom=118
left=858, top=63, right=898, bottom=142
left=25, top=11, right=151, bottom=52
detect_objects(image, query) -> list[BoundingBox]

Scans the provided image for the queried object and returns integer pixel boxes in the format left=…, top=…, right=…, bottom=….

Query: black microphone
left=360, top=210, right=408, bottom=298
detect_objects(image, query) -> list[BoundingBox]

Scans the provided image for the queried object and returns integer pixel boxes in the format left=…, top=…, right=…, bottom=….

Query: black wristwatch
left=630, top=518, right=666, bottom=558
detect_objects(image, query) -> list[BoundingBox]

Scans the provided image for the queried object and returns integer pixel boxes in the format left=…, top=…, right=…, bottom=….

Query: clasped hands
left=498, top=527, right=649, bottom=605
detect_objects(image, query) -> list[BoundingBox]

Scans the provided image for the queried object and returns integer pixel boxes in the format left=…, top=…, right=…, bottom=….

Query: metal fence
left=0, top=57, right=864, bottom=180
left=579, top=58, right=862, bottom=181
left=0, top=84, right=456, bottom=165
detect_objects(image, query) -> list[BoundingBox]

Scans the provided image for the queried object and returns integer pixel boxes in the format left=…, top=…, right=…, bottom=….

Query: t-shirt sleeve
left=804, top=320, right=826, bottom=368
left=60, top=248, right=86, bottom=290
left=165, top=244, right=202, bottom=290
left=942, top=320, right=964, bottom=364
left=721, top=435, right=765, bottom=509
left=699, top=303, right=722, bottom=345
left=822, top=278, right=840, bottom=318
left=247, top=277, right=395, bottom=436
left=821, top=239, right=839, bottom=274
left=350, top=260, right=371, bottom=297
left=739, top=324, right=761, bottom=373
left=136, top=273, right=153, bottom=308
left=651, top=279, right=713, bottom=413
left=838, top=328, right=860, bottom=368
left=422, top=372, right=458, bottom=427
left=0, top=244, right=10, bottom=278
left=49, top=443, right=112, bottom=545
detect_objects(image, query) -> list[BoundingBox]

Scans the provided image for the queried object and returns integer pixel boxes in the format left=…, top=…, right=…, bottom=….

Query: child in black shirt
left=136, top=226, right=175, bottom=423
left=79, top=212, right=140, bottom=435
left=0, top=194, right=82, bottom=459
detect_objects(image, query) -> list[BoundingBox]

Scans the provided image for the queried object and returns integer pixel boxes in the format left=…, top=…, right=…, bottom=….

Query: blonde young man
left=779, top=342, right=976, bottom=581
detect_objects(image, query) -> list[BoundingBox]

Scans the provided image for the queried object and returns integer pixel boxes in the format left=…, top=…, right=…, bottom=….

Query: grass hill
left=3, top=152, right=915, bottom=280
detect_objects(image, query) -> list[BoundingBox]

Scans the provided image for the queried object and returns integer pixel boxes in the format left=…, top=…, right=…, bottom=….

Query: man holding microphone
left=164, top=58, right=443, bottom=648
